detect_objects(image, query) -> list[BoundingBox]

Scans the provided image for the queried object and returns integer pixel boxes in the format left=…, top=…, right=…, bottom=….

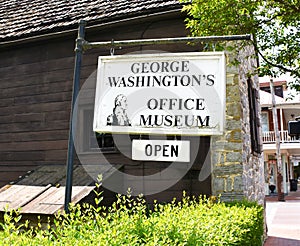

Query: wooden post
left=270, top=79, right=285, bottom=201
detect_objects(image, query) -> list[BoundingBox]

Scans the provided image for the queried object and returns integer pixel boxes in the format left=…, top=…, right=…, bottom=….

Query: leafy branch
left=180, top=0, right=300, bottom=88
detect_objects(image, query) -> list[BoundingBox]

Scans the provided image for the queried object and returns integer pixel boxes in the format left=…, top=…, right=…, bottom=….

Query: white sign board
left=93, top=52, right=226, bottom=135
left=132, top=140, right=190, bottom=162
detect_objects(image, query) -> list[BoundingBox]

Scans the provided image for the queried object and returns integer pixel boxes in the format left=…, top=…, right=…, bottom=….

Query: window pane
left=261, top=112, right=269, bottom=132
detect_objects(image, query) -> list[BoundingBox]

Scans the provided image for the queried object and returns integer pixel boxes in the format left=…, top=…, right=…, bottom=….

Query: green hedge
left=0, top=194, right=264, bottom=245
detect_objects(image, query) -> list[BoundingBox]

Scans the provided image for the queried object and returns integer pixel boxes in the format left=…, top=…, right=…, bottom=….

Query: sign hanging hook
left=212, top=42, right=216, bottom=52
left=110, top=39, right=115, bottom=56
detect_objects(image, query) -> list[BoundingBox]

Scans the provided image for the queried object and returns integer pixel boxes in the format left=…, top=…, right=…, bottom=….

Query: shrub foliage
left=0, top=193, right=264, bottom=245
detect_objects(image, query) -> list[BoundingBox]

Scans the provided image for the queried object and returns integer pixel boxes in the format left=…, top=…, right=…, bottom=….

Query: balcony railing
left=262, top=130, right=300, bottom=143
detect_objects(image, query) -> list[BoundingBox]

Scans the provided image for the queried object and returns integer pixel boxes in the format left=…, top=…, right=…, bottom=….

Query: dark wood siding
left=120, top=136, right=211, bottom=204
left=0, top=13, right=211, bottom=201
left=0, top=37, right=75, bottom=186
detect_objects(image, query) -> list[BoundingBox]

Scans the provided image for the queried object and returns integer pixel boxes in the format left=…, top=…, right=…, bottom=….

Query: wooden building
left=0, top=0, right=205, bottom=208
left=0, top=0, right=264, bottom=213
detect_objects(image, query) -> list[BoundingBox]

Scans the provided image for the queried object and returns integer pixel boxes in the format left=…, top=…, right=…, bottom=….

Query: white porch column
left=290, top=157, right=294, bottom=179
left=280, top=108, right=284, bottom=142
left=282, top=154, right=288, bottom=193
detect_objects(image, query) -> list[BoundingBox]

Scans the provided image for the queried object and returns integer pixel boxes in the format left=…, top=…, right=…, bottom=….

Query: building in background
left=260, top=78, right=300, bottom=195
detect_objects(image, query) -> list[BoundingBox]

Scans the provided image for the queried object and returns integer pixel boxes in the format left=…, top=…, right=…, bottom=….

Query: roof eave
left=0, top=8, right=183, bottom=48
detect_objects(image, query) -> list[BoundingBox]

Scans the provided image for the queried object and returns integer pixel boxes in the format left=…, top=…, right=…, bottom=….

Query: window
left=95, top=133, right=115, bottom=150
left=261, top=112, right=269, bottom=132
left=247, top=79, right=262, bottom=154
left=83, top=109, right=115, bottom=152
left=260, top=85, right=283, bottom=98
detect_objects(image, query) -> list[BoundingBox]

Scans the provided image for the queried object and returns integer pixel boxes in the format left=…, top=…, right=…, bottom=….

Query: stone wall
left=211, top=43, right=265, bottom=204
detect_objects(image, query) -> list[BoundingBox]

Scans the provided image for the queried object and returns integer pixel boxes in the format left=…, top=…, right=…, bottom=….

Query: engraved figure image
left=107, top=94, right=131, bottom=126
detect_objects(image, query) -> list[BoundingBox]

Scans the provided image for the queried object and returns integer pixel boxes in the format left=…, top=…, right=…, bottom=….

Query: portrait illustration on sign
left=107, top=94, right=131, bottom=126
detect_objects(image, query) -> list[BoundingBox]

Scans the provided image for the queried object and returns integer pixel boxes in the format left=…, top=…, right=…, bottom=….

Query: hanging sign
left=132, top=139, right=190, bottom=162
left=93, top=52, right=226, bottom=135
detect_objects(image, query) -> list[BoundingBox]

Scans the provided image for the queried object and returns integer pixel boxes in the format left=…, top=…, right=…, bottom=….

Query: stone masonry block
left=213, top=176, right=226, bottom=192
left=226, top=129, right=242, bottom=142
left=213, top=165, right=243, bottom=176
left=226, top=151, right=242, bottom=163
left=226, top=119, right=242, bottom=131
left=213, top=141, right=243, bottom=152
left=226, top=102, right=242, bottom=117
left=234, top=175, right=243, bottom=191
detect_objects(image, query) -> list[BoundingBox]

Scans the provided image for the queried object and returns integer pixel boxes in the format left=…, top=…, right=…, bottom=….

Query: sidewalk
left=264, top=185, right=300, bottom=246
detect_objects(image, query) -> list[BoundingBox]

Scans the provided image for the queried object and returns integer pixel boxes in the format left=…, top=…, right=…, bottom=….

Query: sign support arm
left=82, top=35, right=251, bottom=51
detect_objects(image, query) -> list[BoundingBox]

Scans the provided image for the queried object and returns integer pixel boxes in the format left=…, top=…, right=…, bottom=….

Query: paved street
left=264, top=186, right=300, bottom=245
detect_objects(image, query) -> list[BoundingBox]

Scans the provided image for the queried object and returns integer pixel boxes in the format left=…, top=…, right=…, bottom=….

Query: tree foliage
left=180, top=0, right=300, bottom=90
